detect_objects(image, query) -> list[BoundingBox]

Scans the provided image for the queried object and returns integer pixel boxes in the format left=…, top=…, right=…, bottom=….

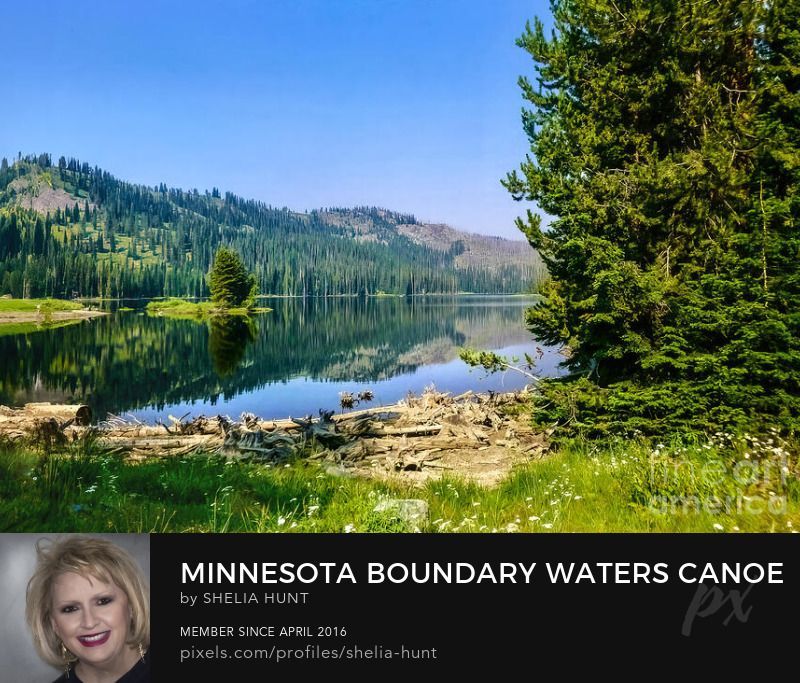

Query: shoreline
left=0, top=389, right=546, bottom=487
left=0, top=309, right=108, bottom=325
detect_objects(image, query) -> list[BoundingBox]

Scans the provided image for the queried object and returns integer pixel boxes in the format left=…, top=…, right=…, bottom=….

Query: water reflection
left=208, top=315, right=256, bottom=377
left=0, top=296, right=557, bottom=420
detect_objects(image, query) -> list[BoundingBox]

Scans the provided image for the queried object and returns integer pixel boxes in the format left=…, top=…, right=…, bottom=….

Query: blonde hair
left=25, top=536, right=150, bottom=668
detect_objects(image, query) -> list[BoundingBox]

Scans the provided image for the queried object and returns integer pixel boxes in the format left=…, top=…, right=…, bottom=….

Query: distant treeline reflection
left=0, top=297, right=534, bottom=417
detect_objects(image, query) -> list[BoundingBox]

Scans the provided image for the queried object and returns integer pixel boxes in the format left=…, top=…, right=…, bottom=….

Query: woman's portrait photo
left=0, top=534, right=150, bottom=683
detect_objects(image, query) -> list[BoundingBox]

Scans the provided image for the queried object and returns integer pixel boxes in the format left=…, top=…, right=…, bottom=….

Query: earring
left=61, top=642, right=71, bottom=679
left=138, top=642, right=146, bottom=663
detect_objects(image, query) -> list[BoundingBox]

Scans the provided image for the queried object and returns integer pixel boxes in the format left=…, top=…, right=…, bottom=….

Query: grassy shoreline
left=0, top=298, right=106, bottom=326
left=0, top=298, right=84, bottom=312
left=2, top=431, right=796, bottom=533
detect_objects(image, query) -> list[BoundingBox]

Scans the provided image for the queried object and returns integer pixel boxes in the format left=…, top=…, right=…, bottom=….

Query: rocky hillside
left=319, top=208, right=541, bottom=278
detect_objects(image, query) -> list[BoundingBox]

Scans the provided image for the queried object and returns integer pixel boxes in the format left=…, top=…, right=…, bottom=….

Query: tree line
left=0, top=156, right=539, bottom=299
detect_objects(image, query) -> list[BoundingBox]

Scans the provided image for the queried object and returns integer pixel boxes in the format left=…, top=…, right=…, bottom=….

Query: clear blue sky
left=1, top=0, right=551, bottom=240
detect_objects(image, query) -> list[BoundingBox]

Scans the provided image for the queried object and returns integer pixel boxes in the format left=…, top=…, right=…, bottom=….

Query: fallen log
left=95, top=435, right=217, bottom=450
left=360, top=423, right=442, bottom=438
left=410, top=437, right=489, bottom=451
left=21, top=403, right=92, bottom=426
left=255, top=419, right=304, bottom=432
left=333, top=406, right=410, bottom=422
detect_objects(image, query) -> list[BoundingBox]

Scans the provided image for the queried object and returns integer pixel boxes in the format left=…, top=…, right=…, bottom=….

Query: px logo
left=682, top=583, right=754, bottom=636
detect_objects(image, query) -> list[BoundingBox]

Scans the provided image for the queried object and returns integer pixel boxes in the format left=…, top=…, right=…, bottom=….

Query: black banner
left=150, top=533, right=797, bottom=677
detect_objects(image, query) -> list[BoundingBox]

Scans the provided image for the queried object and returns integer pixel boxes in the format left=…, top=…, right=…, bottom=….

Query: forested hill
left=0, top=154, right=543, bottom=299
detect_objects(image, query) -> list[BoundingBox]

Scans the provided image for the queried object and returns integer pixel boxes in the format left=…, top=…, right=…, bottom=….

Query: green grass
left=51, top=223, right=164, bottom=269
left=1, top=430, right=796, bottom=533
left=146, top=298, right=215, bottom=318
left=0, top=441, right=422, bottom=533
left=427, top=433, right=799, bottom=532
left=0, top=298, right=83, bottom=312
left=146, top=298, right=271, bottom=319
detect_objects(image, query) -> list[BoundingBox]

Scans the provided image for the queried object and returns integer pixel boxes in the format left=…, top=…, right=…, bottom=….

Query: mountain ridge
left=0, top=153, right=543, bottom=299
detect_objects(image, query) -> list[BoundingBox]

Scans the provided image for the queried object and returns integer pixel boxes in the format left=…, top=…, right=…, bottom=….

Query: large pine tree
left=208, top=246, right=257, bottom=308
left=506, top=0, right=799, bottom=433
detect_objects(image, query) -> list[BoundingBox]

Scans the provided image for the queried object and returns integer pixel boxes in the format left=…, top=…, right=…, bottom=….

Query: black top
left=51, top=648, right=150, bottom=683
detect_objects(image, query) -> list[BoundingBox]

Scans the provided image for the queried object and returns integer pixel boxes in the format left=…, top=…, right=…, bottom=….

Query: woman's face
left=50, top=571, right=132, bottom=671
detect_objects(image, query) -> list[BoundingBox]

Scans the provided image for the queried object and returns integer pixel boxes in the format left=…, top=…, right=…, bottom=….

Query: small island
left=147, top=247, right=271, bottom=319
left=146, top=298, right=272, bottom=318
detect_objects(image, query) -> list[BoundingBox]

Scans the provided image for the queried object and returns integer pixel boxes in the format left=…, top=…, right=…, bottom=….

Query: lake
left=0, top=296, right=563, bottom=423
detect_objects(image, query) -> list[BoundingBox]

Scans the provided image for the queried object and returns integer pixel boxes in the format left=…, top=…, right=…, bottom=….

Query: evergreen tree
left=33, top=217, right=45, bottom=255
left=506, top=0, right=799, bottom=433
left=208, top=246, right=257, bottom=308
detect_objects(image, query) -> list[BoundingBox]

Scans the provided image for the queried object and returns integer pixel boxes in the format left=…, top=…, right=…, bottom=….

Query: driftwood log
left=0, top=402, right=92, bottom=427
left=22, top=402, right=90, bottom=425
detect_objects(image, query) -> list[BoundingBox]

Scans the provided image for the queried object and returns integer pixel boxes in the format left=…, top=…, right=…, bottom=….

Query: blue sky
left=1, top=0, right=552, bottom=240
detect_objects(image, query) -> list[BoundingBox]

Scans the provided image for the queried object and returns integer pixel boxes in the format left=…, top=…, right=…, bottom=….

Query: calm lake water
left=0, top=296, right=563, bottom=423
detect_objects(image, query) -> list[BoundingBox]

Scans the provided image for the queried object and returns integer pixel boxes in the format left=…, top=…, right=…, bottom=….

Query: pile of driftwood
left=0, top=403, right=92, bottom=444
left=0, top=389, right=549, bottom=485
left=316, top=389, right=548, bottom=478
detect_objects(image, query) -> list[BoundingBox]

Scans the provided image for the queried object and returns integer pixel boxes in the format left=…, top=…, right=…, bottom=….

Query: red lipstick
left=77, top=631, right=111, bottom=647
